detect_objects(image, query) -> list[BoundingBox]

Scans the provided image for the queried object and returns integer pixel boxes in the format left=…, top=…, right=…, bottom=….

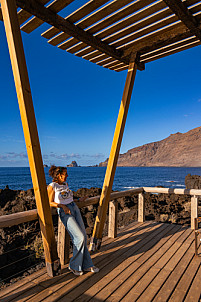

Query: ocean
left=0, top=166, right=201, bottom=192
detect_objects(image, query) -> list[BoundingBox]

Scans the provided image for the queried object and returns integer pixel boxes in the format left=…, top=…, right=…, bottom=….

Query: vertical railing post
left=191, top=195, right=198, bottom=229
left=138, top=192, right=145, bottom=222
left=108, top=200, right=118, bottom=238
left=57, top=218, right=70, bottom=265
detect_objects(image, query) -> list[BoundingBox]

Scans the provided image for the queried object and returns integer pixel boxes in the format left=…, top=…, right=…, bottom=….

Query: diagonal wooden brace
left=89, top=54, right=138, bottom=251
left=1, top=0, right=60, bottom=276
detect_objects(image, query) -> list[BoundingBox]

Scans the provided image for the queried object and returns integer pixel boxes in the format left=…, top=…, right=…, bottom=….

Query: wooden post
left=90, top=56, right=137, bottom=251
left=191, top=195, right=198, bottom=229
left=1, top=0, right=60, bottom=276
left=108, top=200, right=118, bottom=238
left=138, top=192, right=145, bottom=222
left=58, top=217, right=70, bottom=265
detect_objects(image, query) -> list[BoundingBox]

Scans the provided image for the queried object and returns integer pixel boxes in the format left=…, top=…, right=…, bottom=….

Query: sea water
left=0, top=166, right=201, bottom=192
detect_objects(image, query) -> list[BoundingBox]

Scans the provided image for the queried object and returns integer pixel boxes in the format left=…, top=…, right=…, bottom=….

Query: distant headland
left=99, top=126, right=201, bottom=167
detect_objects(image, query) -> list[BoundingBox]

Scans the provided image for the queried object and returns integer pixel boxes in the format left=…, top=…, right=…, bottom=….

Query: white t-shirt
left=49, top=182, right=73, bottom=205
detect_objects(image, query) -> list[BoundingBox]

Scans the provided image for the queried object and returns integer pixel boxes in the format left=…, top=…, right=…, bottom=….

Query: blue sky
left=0, top=20, right=201, bottom=167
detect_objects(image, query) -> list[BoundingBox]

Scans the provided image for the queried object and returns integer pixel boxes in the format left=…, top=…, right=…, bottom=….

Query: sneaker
left=69, top=267, right=83, bottom=276
left=84, top=266, right=99, bottom=273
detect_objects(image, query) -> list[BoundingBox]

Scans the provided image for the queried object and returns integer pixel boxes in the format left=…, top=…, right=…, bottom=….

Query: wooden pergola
left=0, top=0, right=201, bottom=277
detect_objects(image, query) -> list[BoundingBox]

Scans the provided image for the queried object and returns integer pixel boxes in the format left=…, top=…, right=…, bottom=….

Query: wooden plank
left=142, top=39, right=201, bottom=64
left=15, top=0, right=129, bottom=66
left=21, top=0, right=75, bottom=34
left=184, top=262, right=201, bottom=301
left=90, top=58, right=137, bottom=251
left=0, top=209, right=38, bottom=228
left=143, top=187, right=201, bottom=195
left=57, top=216, right=70, bottom=265
left=191, top=195, right=198, bottom=229
left=122, top=12, right=201, bottom=57
left=154, top=242, right=196, bottom=301
left=107, top=225, right=187, bottom=301
left=137, top=238, right=195, bottom=302
left=47, top=0, right=137, bottom=47
left=0, top=222, right=142, bottom=301
left=1, top=0, right=59, bottom=277
left=111, top=15, right=181, bottom=49
left=45, top=223, right=167, bottom=302
left=168, top=255, right=201, bottom=301
left=140, top=35, right=198, bottom=60
left=108, top=200, right=118, bottom=238
left=23, top=222, right=156, bottom=302
left=138, top=192, right=145, bottom=222
left=17, top=0, right=49, bottom=26
left=99, top=0, right=199, bottom=43
left=55, top=0, right=157, bottom=50
left=163, top=0, right=201, bottom=41
left=112, top=227, right=191, bottom=302
left=41, top=0, right=109, bottom=40
left=77, top=224, right=178, bottom=302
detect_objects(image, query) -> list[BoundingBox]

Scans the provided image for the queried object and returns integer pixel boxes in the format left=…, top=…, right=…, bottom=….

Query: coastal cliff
left=99, top=126, right=201, bottom=167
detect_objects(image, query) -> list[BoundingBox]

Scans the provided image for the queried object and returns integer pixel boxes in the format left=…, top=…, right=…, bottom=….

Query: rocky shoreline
left=0, top=174, right=201, bottom=288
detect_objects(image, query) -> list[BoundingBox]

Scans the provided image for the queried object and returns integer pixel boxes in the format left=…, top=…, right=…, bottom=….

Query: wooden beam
left=1, top=0, right=60, bottom=277
left=163, top=0, right=201, bottom=41
left=15, top=0, right=129, bottom=66
left=89, top=55, right=137, bottom=251
left=123, top=19, right=201, bottom=59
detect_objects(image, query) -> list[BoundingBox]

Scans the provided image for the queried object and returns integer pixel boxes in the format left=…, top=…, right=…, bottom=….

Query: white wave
left=165, top=180, right=176, bottom=183
left=123, top=186, right=138, bottom=189
left=175, top=184, right=185, bottom=187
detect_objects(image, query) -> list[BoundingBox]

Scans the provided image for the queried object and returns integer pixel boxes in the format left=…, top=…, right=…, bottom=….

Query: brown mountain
left=99, top=126, right=201, bottom=167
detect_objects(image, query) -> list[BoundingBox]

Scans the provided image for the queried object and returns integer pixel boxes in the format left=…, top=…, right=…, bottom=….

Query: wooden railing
left=0, top=187, right=200, bottom=265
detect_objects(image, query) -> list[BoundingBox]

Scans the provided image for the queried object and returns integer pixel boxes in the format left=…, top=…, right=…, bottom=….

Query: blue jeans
left=57, top=202, right=94, bottom=271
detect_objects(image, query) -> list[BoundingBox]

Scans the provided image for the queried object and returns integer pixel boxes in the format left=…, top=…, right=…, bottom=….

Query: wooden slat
left=41, top=223, right=165, bottom=302
left=163, top=0, right=201, bottom=41
left=140, top=35, right=197, bottom=60
left=71, top=2, right=200, bottom=59
left=75, top=224, right=180, bottom=302
left=62, top=0, right=199, bottom=55
left=122, top=12, right=201, bottom=58
left=20, top=0, right=75, bottom=34
left=17, top=0, right=49, bottom=26
left=47, top=0, right=138, bottom=47
left=142, top=40, right=201, bottom=64
left=15, top=0, right=130, bottom=66
left=113, top=65, right=129, bottom=72
left=110, top=227, right=191, bottom=301
left=90, top=53, right=108, bottom=63
left=55, top=0, right=157, bottom=50
left=41, top=0, right=110, bottom=40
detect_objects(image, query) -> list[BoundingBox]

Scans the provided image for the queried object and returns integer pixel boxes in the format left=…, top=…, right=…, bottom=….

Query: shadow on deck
left=0, top=221, right=201, bottom=302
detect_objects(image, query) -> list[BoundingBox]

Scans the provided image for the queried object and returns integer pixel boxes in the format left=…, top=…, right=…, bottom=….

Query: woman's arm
left=47, top=185, right=71, bottom=214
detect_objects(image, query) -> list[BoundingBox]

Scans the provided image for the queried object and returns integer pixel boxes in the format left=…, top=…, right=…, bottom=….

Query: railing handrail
left=0, top=187, right=144, bottom=228
left=0, top=186, right=200, bottom=228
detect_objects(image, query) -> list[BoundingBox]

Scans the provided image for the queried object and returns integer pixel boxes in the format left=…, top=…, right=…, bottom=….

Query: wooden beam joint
left=163, top=0, right=201, bottom=41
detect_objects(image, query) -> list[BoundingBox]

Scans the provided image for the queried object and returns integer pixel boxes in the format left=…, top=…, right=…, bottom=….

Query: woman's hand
left=61, top=205, right=71, bottom=215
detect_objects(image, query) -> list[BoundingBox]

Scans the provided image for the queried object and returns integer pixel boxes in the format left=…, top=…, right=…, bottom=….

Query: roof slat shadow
left=0, top=0, right=200, bottom=72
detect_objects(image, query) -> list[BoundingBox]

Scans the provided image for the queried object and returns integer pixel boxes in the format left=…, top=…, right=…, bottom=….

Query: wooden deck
left=0, top=221, right=201, bottom=302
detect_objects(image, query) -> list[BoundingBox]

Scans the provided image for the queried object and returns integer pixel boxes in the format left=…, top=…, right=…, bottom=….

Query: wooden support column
left=108, top=200, right=118, bottom=238
left=58, top=217, right=70, bottom=265
left=1, top=0, right=60, bottom=276
left=191, top=195, right=198, bottom=229
left=90, top=55, right=137, bottom=251
left=138, top=192, right=145, bottom=222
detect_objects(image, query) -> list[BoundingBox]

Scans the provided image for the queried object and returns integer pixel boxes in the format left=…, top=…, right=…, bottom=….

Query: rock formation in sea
left=67, top=161, right=78, bottom=167
left=99, top=126, right=201, bottom=167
